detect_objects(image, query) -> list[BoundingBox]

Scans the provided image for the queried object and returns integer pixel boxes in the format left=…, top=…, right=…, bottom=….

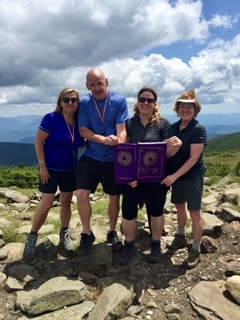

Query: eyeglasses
left=138, top=97, right=155, bottom=104
left=62, top=97, right=78, bottom=104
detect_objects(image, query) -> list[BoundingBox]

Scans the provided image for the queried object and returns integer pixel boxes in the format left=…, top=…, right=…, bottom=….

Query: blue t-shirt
left=79, top=92, right=129, bottom=161
left=39, top=112, right=84, bottom=171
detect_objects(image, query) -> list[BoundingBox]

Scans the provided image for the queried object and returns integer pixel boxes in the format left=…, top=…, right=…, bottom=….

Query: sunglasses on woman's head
left=138, top=97, right=155, bottom=104
left=62, top=97, right=78, bottom=104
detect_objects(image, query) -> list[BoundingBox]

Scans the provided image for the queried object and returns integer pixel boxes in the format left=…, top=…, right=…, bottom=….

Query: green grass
left=92, top=198, right=109, bottom=217
left=204, top=150, right=240, bottom=185
left=205, top=151, right=240, bottom=171
left=7, top=186, right=38, bottom=197
left=3, top=223, right=27, bottom=243
left=1, top=150, right=240, bottom=245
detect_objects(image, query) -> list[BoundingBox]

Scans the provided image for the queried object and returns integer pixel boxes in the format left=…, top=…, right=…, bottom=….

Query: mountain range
left=0, top=113, right=239, bottom=167
left=0, top=113, right=240, bottom=143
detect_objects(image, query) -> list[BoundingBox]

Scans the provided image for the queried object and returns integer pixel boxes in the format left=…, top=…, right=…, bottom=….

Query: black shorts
left=171, top=176, right=204, bottom=211
left=39, top=169, right=76, bottom=194
left=75, top=155, right=120, bottom=195
left=121, top=182, right=169, bottom=220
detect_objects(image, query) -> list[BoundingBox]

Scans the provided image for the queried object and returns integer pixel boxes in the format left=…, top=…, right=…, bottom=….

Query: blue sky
left=0, top=0, right=239, bottom=118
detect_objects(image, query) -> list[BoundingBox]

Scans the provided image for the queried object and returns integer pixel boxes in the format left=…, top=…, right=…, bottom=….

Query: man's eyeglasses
left=138, top=97, right=155, bottom=104
left=62, top=97, right=79, bottom=104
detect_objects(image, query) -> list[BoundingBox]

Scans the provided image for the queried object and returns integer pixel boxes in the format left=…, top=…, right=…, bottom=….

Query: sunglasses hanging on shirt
left=101, top=128, right=106, bottom=136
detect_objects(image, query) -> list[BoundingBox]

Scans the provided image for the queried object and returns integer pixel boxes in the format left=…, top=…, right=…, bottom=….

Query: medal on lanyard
left=63, top=117, right=76, bottom=158
left=93, top=97, right=108, bottom=136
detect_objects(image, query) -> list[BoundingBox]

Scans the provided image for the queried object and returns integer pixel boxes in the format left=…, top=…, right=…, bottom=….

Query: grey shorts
left=171, top=176, right=204, bottom=211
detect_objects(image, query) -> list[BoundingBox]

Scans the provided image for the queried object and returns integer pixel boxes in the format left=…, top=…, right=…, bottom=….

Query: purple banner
left=114, top=142, right=167, bottom=184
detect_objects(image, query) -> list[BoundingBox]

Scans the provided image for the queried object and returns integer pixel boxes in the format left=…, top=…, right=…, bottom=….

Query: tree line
left=0, top=157, right=239, bottom=189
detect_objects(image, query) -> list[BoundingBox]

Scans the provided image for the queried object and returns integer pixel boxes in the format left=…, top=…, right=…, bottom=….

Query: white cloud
left=209, top=14, right=233, bottom=29
left=0, top=0, right=239, bottom=117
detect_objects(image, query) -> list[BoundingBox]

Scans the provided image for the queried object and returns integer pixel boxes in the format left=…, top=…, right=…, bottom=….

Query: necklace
left=93, top=96, right=108, bottom=125
left=63, top=115, right=75, bottom=143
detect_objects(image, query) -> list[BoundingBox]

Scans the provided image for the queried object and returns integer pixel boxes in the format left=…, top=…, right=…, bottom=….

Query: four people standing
left=25, top=75, right=206, bottom=270
left=162, top=89, right=207, bottom=268
left=24, top=88, right=84, bottom=260
left=75, top=68, right=129, bottom=256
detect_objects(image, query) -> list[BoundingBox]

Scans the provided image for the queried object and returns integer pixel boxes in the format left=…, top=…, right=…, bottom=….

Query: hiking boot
left=184, top=249, right=201, bottom=269
left=149, top=241, right=161, bottom=263
left=77, top=230, right=95, bottom=256
left=107, top=230, right=123, bottom=252
left=118, top=242, right=135, bottom=266
left=167, top=233, right=188, bottom=250
left=24, top=233, right=38, bottom=260
left=59, top=229, right=75, bottom=255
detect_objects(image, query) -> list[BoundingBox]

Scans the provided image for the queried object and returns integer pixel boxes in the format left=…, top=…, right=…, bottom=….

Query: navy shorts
left=171, top=176, right=204, bottom=211
left=39, top=169, right=76, bottom=193
left=75, top=155, right=120, bottom=195
left=121, top=182, right=169, bottom=220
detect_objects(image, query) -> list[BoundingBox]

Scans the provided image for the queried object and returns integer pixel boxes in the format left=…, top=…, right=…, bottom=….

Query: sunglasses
left=62, top=97, right=78, bottom=104
left=138, top=97, right=155, bottom=104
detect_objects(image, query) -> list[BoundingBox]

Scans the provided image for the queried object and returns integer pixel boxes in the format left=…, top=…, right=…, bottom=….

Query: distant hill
left=205, top=132, right=240, bottom=153
left=0, top=116, right=40, bottom=143
left=0, top=113, right=240, bottom=143
left=0, top=132, right=240, bottom=167
left=18, top=137, right=35, bottom=144
left=0, top=142, right=37, bottom=166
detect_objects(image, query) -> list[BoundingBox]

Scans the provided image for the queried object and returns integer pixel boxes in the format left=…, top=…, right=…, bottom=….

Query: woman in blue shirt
left=24, top=88, right=84, bottom=260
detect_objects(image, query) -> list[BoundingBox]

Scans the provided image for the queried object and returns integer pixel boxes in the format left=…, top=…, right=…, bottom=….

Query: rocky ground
left=0, top=184, right=240, bottom=320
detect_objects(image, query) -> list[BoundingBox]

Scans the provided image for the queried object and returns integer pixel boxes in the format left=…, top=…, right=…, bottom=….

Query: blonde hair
left=55, top=88, right=80, bottom=113
left=134, top=86, right=162, bottom=125
left=174, top=89, right=202, bottom=117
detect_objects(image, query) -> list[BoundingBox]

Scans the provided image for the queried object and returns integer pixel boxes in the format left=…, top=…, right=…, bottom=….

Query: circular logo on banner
left=117, top=151, right=132, bottom=166
left=143, top=151, right=158, bottom=167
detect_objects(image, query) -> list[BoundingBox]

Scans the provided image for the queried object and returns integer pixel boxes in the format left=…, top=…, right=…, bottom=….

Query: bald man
left=75, top=68, right=129, bottom=256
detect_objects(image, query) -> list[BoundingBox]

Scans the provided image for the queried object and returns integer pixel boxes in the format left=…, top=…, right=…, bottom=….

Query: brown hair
left=173, top=89, right=202, bottom=117
left=134, top=86, right=161, bottom=125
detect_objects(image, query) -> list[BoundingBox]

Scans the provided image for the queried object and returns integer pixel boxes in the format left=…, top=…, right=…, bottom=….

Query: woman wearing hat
left=162, top=89, right=207, bottom=269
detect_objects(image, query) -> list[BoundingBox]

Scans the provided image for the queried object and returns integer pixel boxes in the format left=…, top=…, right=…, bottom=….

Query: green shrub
left=0, top=165, right=39, bottom=188
left=205, top=162, right=231, bottom=177
left=233, top=161, right=240, bottom=176
left=3, top=226, right=27, bottom=243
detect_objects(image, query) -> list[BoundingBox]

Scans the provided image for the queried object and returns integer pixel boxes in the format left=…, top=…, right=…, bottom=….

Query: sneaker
left=167, top=233, right=188, bottom=250
left=59, top=229, right=75, bottom=255
left=118, top=242, right=135, bottom=266
left=77, top=230, right=95, bottom=256
left=149, top=241, right=161, bottom=263
left=107, top=231, right=123, bottom=252
left=24, top=233, right=38, bottom=260
left=184, top=249, right=201, bottom=269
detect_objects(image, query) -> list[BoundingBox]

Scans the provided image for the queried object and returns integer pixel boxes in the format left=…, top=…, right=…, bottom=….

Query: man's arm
left=79, top=127, right=105, bottom=143
left=79, top=126, right=121, bottom=146
left=116, top=123, right=127, bottom=143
